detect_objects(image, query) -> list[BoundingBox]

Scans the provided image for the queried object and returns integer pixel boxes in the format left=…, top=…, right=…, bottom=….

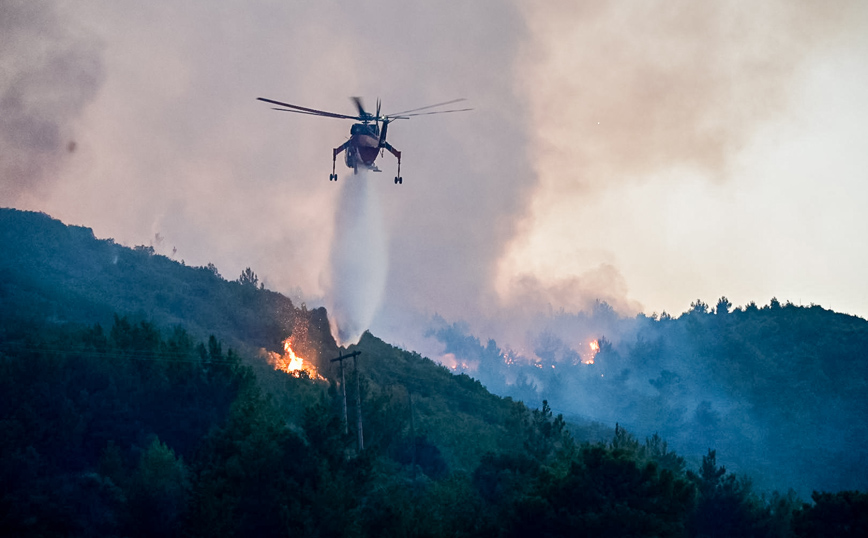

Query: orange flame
left=269, top=338, right=323, bottom=380
left=584, top=340, right=600, bottom=364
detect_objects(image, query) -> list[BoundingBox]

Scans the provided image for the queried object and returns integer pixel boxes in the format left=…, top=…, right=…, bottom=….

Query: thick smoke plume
left=0, top=1, right=103, bottom=203
left=326, top=171, right=388, bottom=346
left=3, top=1, right=864, bottom=328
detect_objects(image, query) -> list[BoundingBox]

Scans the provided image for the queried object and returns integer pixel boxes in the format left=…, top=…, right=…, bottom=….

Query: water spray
left=326, top=170, right=388, bottom=346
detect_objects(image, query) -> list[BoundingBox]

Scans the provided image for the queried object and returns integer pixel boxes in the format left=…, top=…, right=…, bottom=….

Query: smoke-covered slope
left=4, top=207, right=866, bottom=497
left=427, top=301, right=868, bottom=495
left=0, top=207, right=527, bottom=470
left=4, top=207, right=868, bottom=535
left=0, top=208, right=330, bottom=359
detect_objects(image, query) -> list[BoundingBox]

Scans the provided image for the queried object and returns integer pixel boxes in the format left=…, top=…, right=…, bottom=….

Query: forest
left=427, top=298, right=868, bottom=496
left=1, top=208, right=866, bottom=536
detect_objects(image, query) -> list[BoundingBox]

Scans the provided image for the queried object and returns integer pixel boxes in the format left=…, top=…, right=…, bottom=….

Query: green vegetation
left=430, top=298, right=868, bottom=496
left=0, top=209, right=328, bottom=358
left=1, top=208, right=865, bottom=535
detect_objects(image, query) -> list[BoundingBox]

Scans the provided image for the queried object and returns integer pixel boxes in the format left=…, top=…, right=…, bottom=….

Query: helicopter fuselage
left=346, top=123, right=381, bottom=170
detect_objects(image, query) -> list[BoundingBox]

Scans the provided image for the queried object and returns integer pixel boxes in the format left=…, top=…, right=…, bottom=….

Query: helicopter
left=257, top=96, right=470, bottom=184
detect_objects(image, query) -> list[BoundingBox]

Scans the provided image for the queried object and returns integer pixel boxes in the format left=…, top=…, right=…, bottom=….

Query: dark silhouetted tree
left=237, top=267, right=258, bottom=288
left=793, top=490, right=868, bottom=537
left=689, top=299, right=710, bottom=315
left=204, top=262, right=221, bottom=278
left=688, top=449, right=768, bottom=538
left=126, top=438, right=189, bottom=537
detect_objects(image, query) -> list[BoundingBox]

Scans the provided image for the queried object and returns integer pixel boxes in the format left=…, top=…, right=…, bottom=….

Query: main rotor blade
left=386, top=98, right=467, bottom=117
left=257, top=97, right=359, bottom=120
left=352, top=96, right=368, bottom=118
left=391, top=107, right=473, bottom=119
left=271, top=108, right=339, bottom=117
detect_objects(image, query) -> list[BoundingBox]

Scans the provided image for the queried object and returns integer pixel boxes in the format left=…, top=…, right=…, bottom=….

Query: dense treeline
left=0, top=317, right=242, bottom=535
left=2, top=208, right=867, bottom=534
left=0, top=208, right=332, bottom=359
left=430, top=298, right=868, bottom=495
left=2, top=318, right=866, bottom=536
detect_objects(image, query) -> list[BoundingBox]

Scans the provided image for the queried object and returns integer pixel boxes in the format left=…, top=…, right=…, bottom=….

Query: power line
left=0, top=342, right=248, bottom=365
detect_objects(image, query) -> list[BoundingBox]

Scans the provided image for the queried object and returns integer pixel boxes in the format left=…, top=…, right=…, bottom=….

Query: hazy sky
left=3, top=1, right=867, bottom=350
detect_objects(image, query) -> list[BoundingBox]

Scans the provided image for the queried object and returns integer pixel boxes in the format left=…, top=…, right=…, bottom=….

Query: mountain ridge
left=4, top=205, right=867, bottom=494
left=3, top=206, right=867, bottom=535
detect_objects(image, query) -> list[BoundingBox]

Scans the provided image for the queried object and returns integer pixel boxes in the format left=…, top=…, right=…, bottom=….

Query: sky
left=3, top=0, right=868, bottom=353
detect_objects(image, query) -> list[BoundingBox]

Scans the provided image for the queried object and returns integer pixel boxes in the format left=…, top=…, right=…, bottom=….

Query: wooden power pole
left=330, top=350, right=350, bottom=435
left=331, top=350, right=363, bottom=451
left=353, top=352, right=363, bottom=451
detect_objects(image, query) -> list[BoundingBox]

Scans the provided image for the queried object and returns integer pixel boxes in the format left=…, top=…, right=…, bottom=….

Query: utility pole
left=331, top=350, right=363, bottom=451
left=330, top=350, right=351, bottom=435
left=353, top=352, right=363, bottom=451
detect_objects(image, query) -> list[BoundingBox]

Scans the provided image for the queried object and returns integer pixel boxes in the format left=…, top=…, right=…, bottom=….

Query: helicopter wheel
left=329, top=174, right=337, bottom=181
left=394, top=176, right=403, bottom=185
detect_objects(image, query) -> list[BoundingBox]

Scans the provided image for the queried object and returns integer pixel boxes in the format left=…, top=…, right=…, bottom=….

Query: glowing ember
left=584, top=340, right=600, bottom=364
left=268, top=338, right=323, bottom=380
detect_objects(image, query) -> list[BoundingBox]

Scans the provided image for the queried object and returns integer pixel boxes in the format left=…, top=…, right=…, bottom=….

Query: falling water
left=326, top=170, right=388, bottom=346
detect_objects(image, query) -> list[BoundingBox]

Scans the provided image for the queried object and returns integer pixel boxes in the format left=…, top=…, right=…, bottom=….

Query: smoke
left=427, top=302, right=868, bottom=496
left=491, top=0, right=866, bottom=322
left=516, top=0, right=852, bottom=190
left=0, top=0, right=104, bottom=204
left=4, top=2, right=866, bottom=346
left=326, top=170, right=388, bottom=346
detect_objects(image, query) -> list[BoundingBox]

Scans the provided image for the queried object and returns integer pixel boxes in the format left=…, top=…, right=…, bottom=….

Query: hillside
left=0, top=208, right=523, bottom=469
left=0, top=208, right=330, bottom=359
left=428, top=299, right=868, bottom=495
left=2, top=207, right=866, bottom=536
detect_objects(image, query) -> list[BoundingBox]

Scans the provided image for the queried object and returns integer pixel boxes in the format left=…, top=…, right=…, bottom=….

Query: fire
left=584, top=340, right=600, bottom=364
left=269, top=338, right=323, bottom=380
left=282, top=340, right=305, bottom=372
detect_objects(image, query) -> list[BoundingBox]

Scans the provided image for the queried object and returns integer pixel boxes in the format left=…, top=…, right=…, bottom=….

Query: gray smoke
left=3, top=1, right=863, bottom=351
left=0, top=0, right=104, bottom=203
left=326, top=170, right=388, bottom=346
left=372, top=0, right=861, bottom=355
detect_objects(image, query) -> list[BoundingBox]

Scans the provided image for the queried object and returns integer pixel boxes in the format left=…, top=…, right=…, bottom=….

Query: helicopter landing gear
left=393, top=153, right=402, bottom=185
left=330, top=151, right=337, bottom=181
left=331, top=141, right=350, bottom=182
